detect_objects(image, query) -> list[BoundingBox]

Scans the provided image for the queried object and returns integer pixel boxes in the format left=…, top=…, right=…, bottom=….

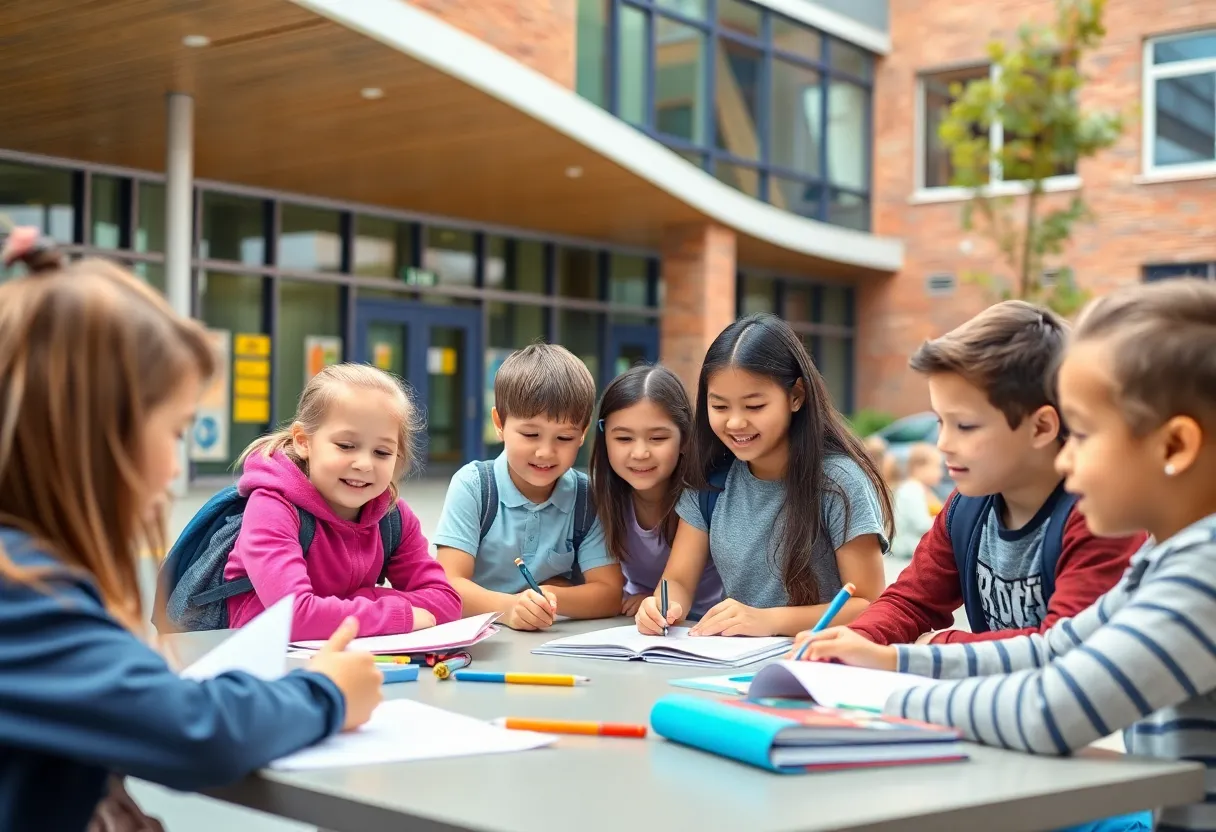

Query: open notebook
left=533, top=625, right=792, bottom=668
left=749, top=660, right=932, bottom=712
left=290, top=612, right=501, bottom=655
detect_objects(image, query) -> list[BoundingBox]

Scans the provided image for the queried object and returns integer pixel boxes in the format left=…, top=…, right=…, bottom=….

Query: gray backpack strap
left=572, top=470, right=593, bottom=553
left=377, top=504, right=403, bottom=584
left=296, top=508, right=316, bottom=555
left=475, top=460, right=498, bottom=542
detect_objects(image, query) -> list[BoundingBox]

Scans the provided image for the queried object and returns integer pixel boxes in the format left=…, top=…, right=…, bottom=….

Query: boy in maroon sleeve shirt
left=844, top=301, right=1142, bottom=646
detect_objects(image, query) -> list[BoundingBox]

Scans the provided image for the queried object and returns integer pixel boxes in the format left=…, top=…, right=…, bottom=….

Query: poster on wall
left=373, top=342, right=394, bottom=372
left=305, top=335, right=343, bottom=385
left=483, top=348, right=513, bottom=444
left=191, top=329, right=231, bottom=462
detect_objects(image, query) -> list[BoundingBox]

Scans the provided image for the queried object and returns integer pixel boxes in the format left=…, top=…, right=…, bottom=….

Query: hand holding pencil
left=503, top=557, right=558, bottom=631
left=635, top=593, right=683, bottom=635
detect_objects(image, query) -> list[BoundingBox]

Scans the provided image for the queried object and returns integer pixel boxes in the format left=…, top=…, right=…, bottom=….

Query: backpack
left=696, top=463, right=732, bottom=528
left=947, top=489, right=1079, bottom=634
left=472, top=460, right=593, bottom=582
left=155, top=485, right=402, bottom=632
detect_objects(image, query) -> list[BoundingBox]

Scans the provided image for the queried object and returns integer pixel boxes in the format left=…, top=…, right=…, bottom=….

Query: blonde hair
left=904, top=442, right=940, bottom=480
left=494, top=343, right=596, bottom=428
left=0, top=254, right=215, bottom=632
left=863, top=435, right=900, bottom=484
left=1072, top=278, right=1216, bottom=436
left=238, top=363, right=424, bottom=500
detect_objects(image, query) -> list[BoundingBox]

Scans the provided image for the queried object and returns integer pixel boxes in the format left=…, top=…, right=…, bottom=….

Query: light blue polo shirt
left=433, top=453, right=612, bottom=593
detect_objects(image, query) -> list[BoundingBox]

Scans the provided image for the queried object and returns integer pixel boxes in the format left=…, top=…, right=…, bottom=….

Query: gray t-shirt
left=675, top=454, right=889, bottom=608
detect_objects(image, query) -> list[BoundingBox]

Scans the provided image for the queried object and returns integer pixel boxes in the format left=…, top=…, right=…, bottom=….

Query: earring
left=1164, top=463, right=1177, bottom=477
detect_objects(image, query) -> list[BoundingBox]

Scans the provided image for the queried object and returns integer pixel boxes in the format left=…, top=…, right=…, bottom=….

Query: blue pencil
left=514, top=557, right=544, bottom=595
left=794, top=582, right=856, bottom=660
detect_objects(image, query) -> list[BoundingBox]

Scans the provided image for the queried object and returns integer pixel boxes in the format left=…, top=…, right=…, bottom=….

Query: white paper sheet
left=180, top=595, right=295, bottom=681
left=269, top=699, right=556, bottom=770
left=749, top=660, right=930, bottom=712
left=290, top=612, right=500, bottom=655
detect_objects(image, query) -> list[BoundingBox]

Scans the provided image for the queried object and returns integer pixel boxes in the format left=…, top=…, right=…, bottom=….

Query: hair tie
left=2, top=226, right=62, bottom=273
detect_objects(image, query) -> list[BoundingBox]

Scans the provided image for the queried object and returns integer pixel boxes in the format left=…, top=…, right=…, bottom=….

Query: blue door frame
left=606, top=323, right=659, bottom=386
left=354, top=298, right=484, bottom=465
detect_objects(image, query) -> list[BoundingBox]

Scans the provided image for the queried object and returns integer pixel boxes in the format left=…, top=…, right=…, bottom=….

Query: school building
left=2, top=0, right=1214, bottom=480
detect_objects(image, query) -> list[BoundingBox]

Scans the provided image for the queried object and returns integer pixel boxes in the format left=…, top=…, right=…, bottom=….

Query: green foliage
left=848, top=409, right=897, bottom=437
left=937, top=0, right=1125, bottom=315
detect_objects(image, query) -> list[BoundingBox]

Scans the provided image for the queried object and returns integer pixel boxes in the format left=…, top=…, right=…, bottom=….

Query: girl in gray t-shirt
left=589, top=365, right=724, bottom=619
left=635, top=313, right=893, bottom=638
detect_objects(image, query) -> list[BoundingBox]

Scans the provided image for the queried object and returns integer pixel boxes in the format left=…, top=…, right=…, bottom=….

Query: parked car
left=870, top=412, right=953, bottom=499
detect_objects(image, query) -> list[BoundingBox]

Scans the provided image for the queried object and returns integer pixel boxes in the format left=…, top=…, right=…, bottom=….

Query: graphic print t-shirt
left=972, top=490, right=1068, bottom=631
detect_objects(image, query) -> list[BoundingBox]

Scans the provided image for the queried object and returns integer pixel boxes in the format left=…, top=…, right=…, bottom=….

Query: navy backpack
left=947, top=489, right=1079, bottom=634
left=696, top=463, right=732, bottom=528
left=155, top=485, right=402, bottom=632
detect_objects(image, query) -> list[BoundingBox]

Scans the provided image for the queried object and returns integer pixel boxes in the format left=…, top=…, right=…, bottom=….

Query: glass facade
left=737, top=272, right=855, bottom=413
left=578, top=0, right=875, bottom=229
left=0, top=155, right=666, bottom=479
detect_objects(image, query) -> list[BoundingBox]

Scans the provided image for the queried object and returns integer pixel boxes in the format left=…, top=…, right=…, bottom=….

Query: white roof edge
left=751, top=0, right=891, bottom=55
left=291, top=0, right=904, bottom=273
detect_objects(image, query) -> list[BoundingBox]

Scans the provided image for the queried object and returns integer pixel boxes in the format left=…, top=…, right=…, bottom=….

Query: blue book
left=650, top=695, right=967, bottom=774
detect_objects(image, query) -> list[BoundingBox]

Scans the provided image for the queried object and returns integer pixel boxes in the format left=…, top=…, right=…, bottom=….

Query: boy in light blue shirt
left=435, top=344, right=623, bottom=630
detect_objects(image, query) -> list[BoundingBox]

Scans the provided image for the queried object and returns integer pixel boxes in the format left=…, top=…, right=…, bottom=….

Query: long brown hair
left=689, top=313, right=894, bottom=606
left=589, top=364, right=692, bottom=564
left=236, top=363, right=425, bottom=502
left=0, top=244, right=215, bottom=632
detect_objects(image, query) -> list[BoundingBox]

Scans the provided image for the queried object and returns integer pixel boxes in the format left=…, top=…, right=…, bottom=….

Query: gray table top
left=179, top=618, right=1204, bottom=832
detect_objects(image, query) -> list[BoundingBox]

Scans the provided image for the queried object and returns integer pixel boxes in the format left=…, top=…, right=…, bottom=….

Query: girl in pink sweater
left=224, top=364, right=461, bottom=640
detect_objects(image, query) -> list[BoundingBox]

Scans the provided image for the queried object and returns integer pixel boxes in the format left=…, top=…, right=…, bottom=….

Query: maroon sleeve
left=848, top=495, right=964, bottom=645
left=930, top=508, right=1142, bottom=644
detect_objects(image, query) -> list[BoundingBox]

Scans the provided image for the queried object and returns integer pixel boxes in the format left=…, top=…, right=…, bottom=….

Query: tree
left=936, top=0, right=1124, bottom=315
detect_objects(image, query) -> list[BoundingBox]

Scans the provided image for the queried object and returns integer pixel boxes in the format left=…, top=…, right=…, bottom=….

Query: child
left=838, top=301, right=1139, bottom=646
left=434, top=343, right=623, bottom=630
left=589, top=364, right=724, bottom=618
left=864, top=434, right=900, bottom=487
left=889, top=442, right=944, bottom=559
left=795, top=278, right=1216, bottom=831
left=635, top=313, right=892, bottom=637
left=224, top=364, right=462, bottom=641
left=0, top=229, right=381, bottom=831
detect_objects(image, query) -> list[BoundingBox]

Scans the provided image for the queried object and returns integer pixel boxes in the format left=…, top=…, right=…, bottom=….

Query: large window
left=1144, top=262, right=1216, bottom=282
left=582, top=0, right=874, bottom=229
left=919, top=64, right=1078, bottom=192
left=1144, top=31, right=1216, bottom=177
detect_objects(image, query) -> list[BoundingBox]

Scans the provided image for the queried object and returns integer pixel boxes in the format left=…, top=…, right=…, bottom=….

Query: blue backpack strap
left=376, top=503, right=403, bottom=585
left=697, top=464, right=731, bottom=529
left=474, top=460, right=498, bottom=543
left=571, top=470, right=593, bottom=553
left=296, top=508, right=316, bottom=554
left=947, top=492, right=995, bottom=634
left=1039, top=491, right=1080, bottom=603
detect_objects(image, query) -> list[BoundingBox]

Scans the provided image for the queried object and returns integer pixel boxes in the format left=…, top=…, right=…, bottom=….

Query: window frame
left=1142, top=30, right=1216, bottom=181
left=913, top=62, right=1082, bottom=200
left=605, top=0, right=874, bottom=227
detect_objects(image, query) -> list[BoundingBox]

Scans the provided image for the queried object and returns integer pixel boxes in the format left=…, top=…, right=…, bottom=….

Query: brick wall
left=659, top=223, right=738, bottom=397
left=863, top=0, right=1216, bottom=417
left=404, top=0, right=576, bottom=87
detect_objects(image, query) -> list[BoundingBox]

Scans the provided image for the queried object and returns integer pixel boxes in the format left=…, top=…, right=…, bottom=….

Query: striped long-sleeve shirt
left=886, top=514, right=1216, bottom=832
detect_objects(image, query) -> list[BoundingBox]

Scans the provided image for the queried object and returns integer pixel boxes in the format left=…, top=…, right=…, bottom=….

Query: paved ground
left=129, top=476, right=951, bottom=831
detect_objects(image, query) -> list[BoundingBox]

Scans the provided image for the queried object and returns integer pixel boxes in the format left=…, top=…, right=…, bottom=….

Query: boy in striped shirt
left=796, top=280, right=1216, bottom=831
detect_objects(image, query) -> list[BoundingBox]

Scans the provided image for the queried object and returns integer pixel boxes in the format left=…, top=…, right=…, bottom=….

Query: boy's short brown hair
left=494, top=343, right=597, bottom=428
left=1073, top=278, right=1216, bottom=436
left=910, top=300, right=1068, bottom=430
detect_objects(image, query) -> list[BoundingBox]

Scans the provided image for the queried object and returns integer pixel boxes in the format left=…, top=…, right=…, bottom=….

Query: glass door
left=355, top=298, right=483, bottom=468
left=607, top=323, right=659, bottom=384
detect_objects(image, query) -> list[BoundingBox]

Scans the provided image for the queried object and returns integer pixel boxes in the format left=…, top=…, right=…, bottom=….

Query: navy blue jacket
left=0, top=528, right=346, bottom=832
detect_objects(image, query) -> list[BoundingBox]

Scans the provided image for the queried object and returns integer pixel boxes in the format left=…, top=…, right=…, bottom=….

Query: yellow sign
left=234, top=333, right=271, bottom=357
left=233, top=332, right=272, bottom=424
left=233, top=398, right=270, bottom=423
left=235, top=378, right=270, bottom=397
left=373, top=342, right=394, bottom=371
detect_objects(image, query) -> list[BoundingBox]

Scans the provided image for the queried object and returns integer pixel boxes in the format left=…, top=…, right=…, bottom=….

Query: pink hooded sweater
left=224, top=451, right=462, bottom=640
